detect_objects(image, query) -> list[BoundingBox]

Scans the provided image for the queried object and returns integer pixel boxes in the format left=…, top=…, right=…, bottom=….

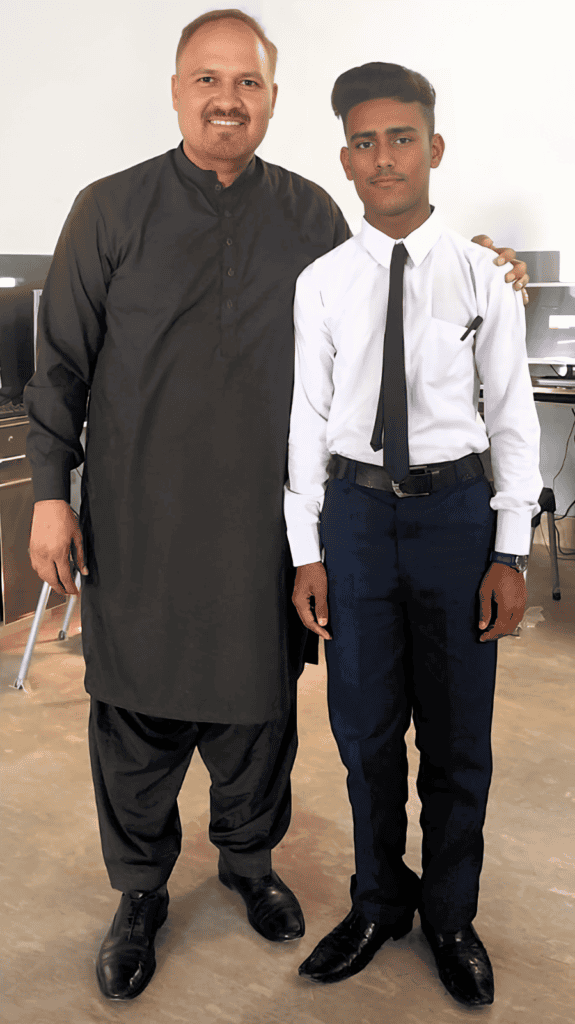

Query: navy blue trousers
left=320, top=472, right=497, bottom=931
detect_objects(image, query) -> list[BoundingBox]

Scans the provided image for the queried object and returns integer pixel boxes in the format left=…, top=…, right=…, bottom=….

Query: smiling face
left=341, top=97, right=444, bottom=237
left=171, top=18, right=278, bottom=181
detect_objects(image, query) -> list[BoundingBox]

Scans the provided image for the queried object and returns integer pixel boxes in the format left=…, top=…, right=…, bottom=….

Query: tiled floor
left=1, top=540, right=573, bottom=1023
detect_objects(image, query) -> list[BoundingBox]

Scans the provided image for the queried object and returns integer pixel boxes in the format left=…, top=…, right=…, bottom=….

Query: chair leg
left=12, top=581, right=52, bottom=691
left=58, top=572, right=82, bottom=639
left=546, top=511, right=561, bottom=600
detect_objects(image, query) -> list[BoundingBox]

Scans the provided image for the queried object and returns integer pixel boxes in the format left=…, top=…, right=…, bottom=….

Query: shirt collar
left=358, top=205, right=443, bottom=268
left=173, top=140, right=258, bottom=196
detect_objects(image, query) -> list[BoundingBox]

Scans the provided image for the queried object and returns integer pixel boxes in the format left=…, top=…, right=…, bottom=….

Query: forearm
left=24, top=188, right=109, bottom=501
left=475, top=272, right=542, bottom=553
left=482, top=357, right=542, bottom=553
left=284, top=476, right=326, bottom=567
left=25, top=375, right=88, bottom=502
left=285, top=268, right=335, bottom=566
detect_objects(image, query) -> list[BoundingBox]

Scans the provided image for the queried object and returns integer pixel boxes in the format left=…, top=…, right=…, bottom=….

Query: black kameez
left=24, top=143, right=350, bottom=723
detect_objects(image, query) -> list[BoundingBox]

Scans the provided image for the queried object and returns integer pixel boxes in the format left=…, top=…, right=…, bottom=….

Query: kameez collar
left=173, top=140, right=259, bottom=199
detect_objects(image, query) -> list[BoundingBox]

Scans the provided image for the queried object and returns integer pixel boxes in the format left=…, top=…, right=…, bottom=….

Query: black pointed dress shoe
left=218, top=868, right=304, bottom=942
left=420, top=920, right=494, bottom=1006
left=298, top=905, right=415, bottom=984
left=96, top=888, right=169, bottom=1000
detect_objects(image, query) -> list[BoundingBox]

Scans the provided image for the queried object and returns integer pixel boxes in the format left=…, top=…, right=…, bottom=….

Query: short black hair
left=331, top=62, right=436, bottom=138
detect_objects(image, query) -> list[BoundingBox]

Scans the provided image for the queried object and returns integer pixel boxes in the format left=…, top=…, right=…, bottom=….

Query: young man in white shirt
left=285, top=63, right=542, bottom=1007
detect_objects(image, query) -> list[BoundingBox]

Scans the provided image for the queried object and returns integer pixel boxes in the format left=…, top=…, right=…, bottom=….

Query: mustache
left=205, top=109, right=249, bottom=122
left=369, top=174, right=406, bottom=182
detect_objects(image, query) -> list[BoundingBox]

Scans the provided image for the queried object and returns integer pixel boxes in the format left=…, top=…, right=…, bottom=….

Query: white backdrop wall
left=2, top=0, right=575, bottom=517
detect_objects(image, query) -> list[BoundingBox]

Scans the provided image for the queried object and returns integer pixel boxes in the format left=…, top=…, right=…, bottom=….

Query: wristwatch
left=490, top=551, right=529, bottom=573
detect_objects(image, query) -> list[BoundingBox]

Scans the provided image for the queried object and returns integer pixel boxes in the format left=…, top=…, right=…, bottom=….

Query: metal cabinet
left=0, top=415, right=65, bottom=625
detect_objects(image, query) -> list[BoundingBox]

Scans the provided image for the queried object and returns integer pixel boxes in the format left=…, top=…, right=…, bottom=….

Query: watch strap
left=490, top=551, right=529, bottom=572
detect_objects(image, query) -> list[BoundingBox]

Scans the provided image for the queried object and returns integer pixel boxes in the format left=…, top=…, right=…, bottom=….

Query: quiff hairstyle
left=176, top=8, right=278, bottom=79
left=331, top=62, right=436, bottom=138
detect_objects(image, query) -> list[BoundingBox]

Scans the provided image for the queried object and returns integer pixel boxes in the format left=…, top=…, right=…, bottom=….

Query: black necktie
left=370, top=241, right=409, bottom=482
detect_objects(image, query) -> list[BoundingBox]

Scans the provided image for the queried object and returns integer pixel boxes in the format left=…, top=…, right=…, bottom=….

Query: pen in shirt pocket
left=460, top=315, right=483, bottom=341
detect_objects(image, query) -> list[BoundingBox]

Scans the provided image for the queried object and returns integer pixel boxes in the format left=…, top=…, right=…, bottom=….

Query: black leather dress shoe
left=298, top=905, right=415, bottom=984
left=96, top=888, right=169, bottom=1000
left=218, top=868, right=304, bottom=942
left=420, top=919, right=494, bottom=1006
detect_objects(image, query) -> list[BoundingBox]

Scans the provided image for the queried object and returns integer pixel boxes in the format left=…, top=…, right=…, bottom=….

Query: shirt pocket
left=421, top=317, right=475, bottom=386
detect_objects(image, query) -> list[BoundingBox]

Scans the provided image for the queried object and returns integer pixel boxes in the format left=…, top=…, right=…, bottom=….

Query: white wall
left=2, top=0, right=575, bottom=513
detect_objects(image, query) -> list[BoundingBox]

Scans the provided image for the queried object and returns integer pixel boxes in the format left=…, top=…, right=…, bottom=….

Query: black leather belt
left=327, top=451, right=486, bottom=497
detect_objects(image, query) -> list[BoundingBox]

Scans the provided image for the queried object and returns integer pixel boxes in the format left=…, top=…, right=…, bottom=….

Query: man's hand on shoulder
left=29, top=499, right=89, bottom=596
left=471, top=235, right=529, bottom=306
left=292, top=561, right=331, bottom=640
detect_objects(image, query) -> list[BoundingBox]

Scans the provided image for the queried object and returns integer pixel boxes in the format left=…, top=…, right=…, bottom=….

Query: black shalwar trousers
left=88, top=695, right=297, bottom=893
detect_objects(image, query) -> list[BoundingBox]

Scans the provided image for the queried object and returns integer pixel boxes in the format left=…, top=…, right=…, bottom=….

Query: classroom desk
left=479, top=378, right=575, bottom=409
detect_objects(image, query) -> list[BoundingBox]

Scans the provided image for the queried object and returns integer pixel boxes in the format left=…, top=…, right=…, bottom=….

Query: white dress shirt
left=284, top=208, right=542, bottom=566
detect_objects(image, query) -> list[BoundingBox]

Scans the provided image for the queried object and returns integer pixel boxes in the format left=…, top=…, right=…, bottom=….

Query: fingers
left=491, top=250, right=529, bottom=304
left=471, top=235, right=494, bottom=248
left=503, top=261, right=529, bottom=291
left=30, top=556, right=68, bottom=596
left=478, top=580, right=491, bottom=631
left=55, top=555, right=80, bottom=596
left=71, top=521, right=89, bottom=575
left=292, top=562, right=332, bottom=640
left=478, top=564, right=527, bottom=641
left=480, top=609, right=522, bottom=642
left=493, top=246, right=517, bottom=264
left=29, top=500, right=87, bottom=596
left=30, top=549, right=79, bottom=596
left=295, top=593, right=331, bottom=639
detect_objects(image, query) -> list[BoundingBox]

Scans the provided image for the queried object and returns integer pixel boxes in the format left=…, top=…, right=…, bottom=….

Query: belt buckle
left=391, top=479, right=430, bottom=498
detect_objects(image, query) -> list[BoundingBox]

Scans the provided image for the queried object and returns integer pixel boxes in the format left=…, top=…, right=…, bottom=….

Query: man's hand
left=478, top=562, right=526, bottom=642
left=292, top=561, right=331, bottom=640
left=471, top=235, right=529, bottom=306
left=29, top=499, right=88, bottom=596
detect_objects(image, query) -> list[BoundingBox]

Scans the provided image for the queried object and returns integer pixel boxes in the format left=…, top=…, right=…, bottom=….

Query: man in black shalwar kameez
left=25, top=10, right=530, bottom=1002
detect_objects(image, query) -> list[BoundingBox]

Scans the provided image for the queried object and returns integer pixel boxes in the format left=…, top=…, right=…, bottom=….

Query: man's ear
left=269, top=82, right=278, bottom=119
left=171, top=74, right=179, bottom=112
left=340, top=146, right=354, bottom=181
left=430, top=133, right=445, bottom=169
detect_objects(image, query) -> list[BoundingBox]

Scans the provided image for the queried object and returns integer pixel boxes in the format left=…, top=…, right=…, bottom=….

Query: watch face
left=514, top=556, right=529, bottom=572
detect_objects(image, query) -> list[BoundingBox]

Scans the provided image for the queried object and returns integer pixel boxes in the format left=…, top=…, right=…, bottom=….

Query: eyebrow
left=191, top=66, right=265, bottom=80
left=349, top=126, right=420, bottom=142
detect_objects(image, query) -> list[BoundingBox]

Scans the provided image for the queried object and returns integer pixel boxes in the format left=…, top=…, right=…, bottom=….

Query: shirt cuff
left=29, top=458, right=73, bottom=504
left=494, top=508, right=535, bottom=556
left=286, top=524, right=322, bottom=567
